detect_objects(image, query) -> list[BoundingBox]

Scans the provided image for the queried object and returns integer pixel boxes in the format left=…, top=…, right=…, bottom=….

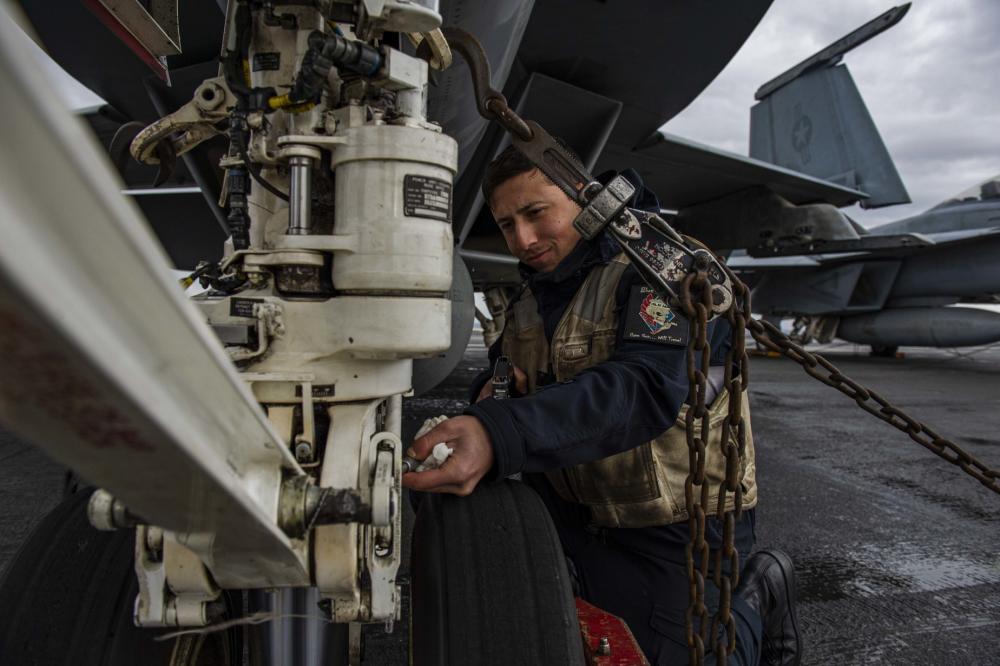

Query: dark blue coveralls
left=465, top=172, right=763, bottom=665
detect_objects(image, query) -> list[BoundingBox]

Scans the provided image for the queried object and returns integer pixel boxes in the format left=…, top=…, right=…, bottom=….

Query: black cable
left=237, top=132, right=290, bottom=202
left=287, top=31, right=383, bottom=105
left=222, top=3, right=289, bottom=203
left=222, top=3, right=253, bottom=98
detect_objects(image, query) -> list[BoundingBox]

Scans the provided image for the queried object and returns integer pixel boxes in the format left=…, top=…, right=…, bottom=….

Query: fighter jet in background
left=663, top=3, right=1000, bottom=355
left=744, top=176, right=1000, bottom=355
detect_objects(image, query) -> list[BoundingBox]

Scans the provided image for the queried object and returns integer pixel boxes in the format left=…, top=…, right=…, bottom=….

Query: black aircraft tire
left=0, top=489, right=259, bottom=666
left=409, top=480, right=585, bottom=666
left=0, top=489, right=174, bottom=665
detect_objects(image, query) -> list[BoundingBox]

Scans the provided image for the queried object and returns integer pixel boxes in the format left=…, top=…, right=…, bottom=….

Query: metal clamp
left=87, top=488, right=141, bottom=530
left=369, top=431, right=401, bottom=528
left=574, top=174, right=636, bottom=240
left=130, top=77, right=236, bottom=165
left=226, top=301, right=284, bottom=363
left=409, top=28, right=453, bottom=70
left=279, top=475, right=374, bottom=538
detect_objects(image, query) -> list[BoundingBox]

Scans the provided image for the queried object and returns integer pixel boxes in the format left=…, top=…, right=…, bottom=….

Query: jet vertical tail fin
left=749, top=4, right=911, bottom=208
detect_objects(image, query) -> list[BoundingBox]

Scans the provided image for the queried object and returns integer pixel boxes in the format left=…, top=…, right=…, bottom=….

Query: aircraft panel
left=516, top=0, right=773, bottom=149
left=17, top=0, right=226, bottom=121
left=600, top=132, right=867, bottom=211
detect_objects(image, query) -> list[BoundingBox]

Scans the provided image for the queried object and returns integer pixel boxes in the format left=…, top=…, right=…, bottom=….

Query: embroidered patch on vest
left=623, top=285, right=688, bottom=345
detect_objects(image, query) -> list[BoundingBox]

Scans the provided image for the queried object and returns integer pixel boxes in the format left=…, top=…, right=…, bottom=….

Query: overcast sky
left=665, top=0, right=1000, bottom=229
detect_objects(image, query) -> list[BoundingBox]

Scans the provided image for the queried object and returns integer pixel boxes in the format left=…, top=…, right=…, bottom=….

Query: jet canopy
left=929, top=174, right=1000, bottom=211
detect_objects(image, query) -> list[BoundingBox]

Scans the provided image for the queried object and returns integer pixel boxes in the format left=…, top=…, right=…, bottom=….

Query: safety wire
left=155, top=612, right=313, bottom=641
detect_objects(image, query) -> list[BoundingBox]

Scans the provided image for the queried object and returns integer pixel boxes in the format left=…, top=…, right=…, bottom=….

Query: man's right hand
left=476, top=365, right=528, bottom=402
left=401, top=416, right=494, bottom=496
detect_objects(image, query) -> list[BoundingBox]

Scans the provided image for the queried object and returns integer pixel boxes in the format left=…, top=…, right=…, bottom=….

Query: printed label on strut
left=403, top=175, right=452, bottom=221
left=296, top=384, right=336, bottom=398
left=230, top=298, right=263, bottom=318
left=252, top=52, right=281, bottom=71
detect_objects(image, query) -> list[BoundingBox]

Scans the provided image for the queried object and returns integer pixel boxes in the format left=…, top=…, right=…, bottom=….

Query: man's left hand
left=401, top=416, right=494, bottom=496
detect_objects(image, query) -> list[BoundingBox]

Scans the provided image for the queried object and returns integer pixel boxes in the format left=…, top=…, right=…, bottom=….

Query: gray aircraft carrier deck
left=2, top=339, right=998, bottom=664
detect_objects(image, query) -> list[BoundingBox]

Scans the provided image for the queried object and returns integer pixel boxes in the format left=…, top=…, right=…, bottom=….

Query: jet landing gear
left=0, top=489, right=178, bottom=665
left=0, top=489, right=353, bottom=666
left=1, top=484, right=585, bottom=665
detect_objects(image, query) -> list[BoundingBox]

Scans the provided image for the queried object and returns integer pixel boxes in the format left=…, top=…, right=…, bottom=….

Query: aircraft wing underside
left=610, top=132, right=868, bottom=212
left=731, top=226, right=1000, bottom=272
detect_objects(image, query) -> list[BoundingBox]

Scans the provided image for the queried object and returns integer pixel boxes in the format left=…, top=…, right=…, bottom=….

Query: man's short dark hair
left=481, top=140, right=586, bottom=206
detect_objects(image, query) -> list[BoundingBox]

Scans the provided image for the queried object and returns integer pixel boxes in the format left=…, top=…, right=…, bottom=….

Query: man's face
left=489, top=168, right=583, bottom=273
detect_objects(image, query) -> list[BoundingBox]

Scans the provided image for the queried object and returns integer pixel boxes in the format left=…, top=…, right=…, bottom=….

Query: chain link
left=679, top=252, right=1000, bottom=666
left=677, top=250, right=1000, bottom=666
left=712, top=275, right=751, bottom=660
left=680, top=267, right=713, bottom=665
left=744, top=312, right=1000, bottom=494
left=705, top=257, right=1000, bottom=496
left=679, top=257, right=754, bottom=665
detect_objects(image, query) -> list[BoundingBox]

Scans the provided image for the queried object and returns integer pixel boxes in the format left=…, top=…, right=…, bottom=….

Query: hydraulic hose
left=271, top=31, right=382, bottom=110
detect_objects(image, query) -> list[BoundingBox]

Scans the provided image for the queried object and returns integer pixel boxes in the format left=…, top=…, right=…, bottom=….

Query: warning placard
left=230, top=298, right=263, bottom=318
left=252, top=52, right=280, bottom=71
left=403, top=175, right=451, bottom=221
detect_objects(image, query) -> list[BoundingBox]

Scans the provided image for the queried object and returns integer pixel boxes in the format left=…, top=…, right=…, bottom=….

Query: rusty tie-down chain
left=679, top=253, right=749, bottom=665
left=678, top=245, right=1000, bottom=666
left=712, top=270, right=750, bottom=662
left=718, top=264, right=1000, bottom=497
left=745, top=320, right=1000, bottom=494
left=679, top=261, right=713, bottom=664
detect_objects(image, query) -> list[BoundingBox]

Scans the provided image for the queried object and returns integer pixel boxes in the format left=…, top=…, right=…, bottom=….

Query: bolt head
left=295, top=442, right=313, bottom=461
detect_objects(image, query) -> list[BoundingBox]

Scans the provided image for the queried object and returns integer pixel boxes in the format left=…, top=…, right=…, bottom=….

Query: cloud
left=664, top=0, right=1000, bottom=228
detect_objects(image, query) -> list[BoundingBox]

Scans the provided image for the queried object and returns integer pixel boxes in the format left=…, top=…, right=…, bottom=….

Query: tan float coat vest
left=501, top=254, right=758, bottom=528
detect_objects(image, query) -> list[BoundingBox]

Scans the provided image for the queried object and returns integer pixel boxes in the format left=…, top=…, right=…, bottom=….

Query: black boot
left=736, top=549, right=802, bottom=666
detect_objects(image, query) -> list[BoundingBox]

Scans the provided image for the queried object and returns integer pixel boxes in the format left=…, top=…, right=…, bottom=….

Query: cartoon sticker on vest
left=623, top=285, right=688, bottom=345
left=639, top=292, right=677, bottom=334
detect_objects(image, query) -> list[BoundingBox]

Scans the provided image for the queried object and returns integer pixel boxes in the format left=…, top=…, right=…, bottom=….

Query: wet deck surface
left=2, top=338, right=998, bottom=664
left=744, top=341, right=1000, bottom=665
